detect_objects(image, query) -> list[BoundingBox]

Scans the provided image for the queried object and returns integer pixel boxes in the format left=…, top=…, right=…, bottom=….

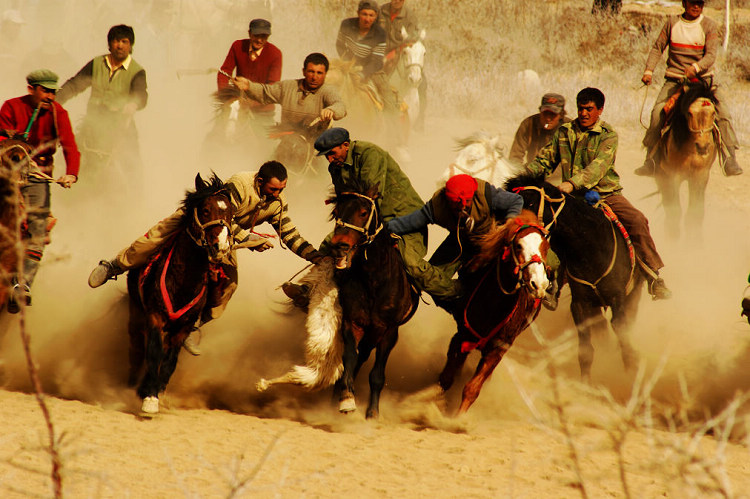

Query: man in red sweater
left=0, top=69, right=80, bottom=313
left=217, top=18, right=282, bottom=138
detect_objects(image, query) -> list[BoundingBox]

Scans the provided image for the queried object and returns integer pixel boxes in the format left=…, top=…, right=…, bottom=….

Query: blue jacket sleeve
left=385, top=202, right=434, bottom=234
left=489, top=185, right=524, bottom=220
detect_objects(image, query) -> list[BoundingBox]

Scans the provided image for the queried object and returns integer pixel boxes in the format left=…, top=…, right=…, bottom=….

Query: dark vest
left=431, top=179, right=494, bottom=237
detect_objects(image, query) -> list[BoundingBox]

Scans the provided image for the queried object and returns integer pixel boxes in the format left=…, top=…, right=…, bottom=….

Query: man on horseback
left=636, top=0, right=742, bottom=177
left=231, top=52, right=346, bottom=146
left=56, top=24, right=148, bottom=188
left=216, top=19, right=282, bottom=139
left=527, top=87, right=672, bottom=300
left=0, top=69, right=80, bottom=313
left=385, top=174, right=526, bottom=312
left=509, top=93, right=571, bottom=167
left=88, top=161, right=322, bottom=353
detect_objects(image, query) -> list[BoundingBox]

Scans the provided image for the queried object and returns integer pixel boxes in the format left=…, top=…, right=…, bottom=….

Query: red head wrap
left=445, top=174, right=478, bottom=203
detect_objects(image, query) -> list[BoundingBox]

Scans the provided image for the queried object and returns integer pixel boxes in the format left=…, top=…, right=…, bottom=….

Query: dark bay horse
left=437, top=210, right=550, bottom=414
left=507, top=173, right=644, bottom=381
left=0, top=139, right=32, bottom=312
left=127, top=173, right=234, bottom=415
left=329, top=183, right=418, bottom=418
left=656, top=79, right=719, bottom=240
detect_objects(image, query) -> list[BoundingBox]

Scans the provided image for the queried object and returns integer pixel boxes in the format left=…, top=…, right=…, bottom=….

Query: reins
left=333, top=191, right=383, bottom=245
left=511, top=185, right=565, bottom=231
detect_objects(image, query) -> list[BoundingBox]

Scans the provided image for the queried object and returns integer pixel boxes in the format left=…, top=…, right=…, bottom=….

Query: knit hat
left=26, top=69, right=59, bottom=90
left=445, top=174, right=478, bottom=203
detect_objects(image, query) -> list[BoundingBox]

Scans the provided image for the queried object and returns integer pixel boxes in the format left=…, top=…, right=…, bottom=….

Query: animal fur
left=256, top=258, right=343, bottom=391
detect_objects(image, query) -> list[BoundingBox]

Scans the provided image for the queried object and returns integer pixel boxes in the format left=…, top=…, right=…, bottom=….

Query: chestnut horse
left=0, top=139, right=31, bottom=313
left=437, top=210, right=550, bottom=414
left=507, top=173, right=644, bottom=381
left=127, top=173, right=234, bottom=415
left=328, top=183, right=419, bottom=418
left=656, top=79, right=719, bottom=240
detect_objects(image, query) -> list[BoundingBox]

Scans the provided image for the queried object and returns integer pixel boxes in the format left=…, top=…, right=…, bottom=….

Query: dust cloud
left=1, top=0, right=749, bottom=431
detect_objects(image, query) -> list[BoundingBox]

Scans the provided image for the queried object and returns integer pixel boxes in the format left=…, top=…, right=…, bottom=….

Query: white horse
left=392, top=27, right=426, bottom=129
left=438, top=131, right=523, bottom=188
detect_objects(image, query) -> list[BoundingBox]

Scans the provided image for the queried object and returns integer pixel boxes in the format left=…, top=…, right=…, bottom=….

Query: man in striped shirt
left=88, top=162, right=322, bottom=342
left=637, top=0, right=742, bottom=177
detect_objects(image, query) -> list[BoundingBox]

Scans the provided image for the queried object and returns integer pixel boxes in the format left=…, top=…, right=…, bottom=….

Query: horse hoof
left=256, top=379, right=270, bottom=392
left=141, top=396, right=159, bottom=415
left=339, top=396, right=356, bottom=414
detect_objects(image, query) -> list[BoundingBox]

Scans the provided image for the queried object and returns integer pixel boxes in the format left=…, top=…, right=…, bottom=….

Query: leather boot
left=88, top=259, right=125, bottom=288
left=723, top=152, right=743, bottom=176
left=635, top=157, right=656, bottom=177
left=649, top=277, right=672, bottom=300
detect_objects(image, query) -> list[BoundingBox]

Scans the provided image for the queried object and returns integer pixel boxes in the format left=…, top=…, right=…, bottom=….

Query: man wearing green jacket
left=526, top=87, right=671, bottom=300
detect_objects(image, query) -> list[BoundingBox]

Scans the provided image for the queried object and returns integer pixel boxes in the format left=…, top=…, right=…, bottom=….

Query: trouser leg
left=21, top=182, right=51, bottom=287
left=605, top=195, right=664, bottom=273
left=712, top=84, right=739, bottom=151
left=116, top=209, right=185, bottom=269
left=643, top=80, right=681, bottom=152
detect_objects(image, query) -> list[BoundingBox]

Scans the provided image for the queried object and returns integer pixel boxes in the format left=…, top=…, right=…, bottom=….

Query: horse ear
left=367, top=182, right=381, bottom=200
left=419, top=28, right=426, bottom=41
left=195, top=173, right=206, bottom=190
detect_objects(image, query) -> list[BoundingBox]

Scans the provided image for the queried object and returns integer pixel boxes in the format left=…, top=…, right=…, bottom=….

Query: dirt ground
left=2, top=0, right=750, bottom=497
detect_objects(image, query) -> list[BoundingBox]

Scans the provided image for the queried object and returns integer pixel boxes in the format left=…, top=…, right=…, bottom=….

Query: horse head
left=0, top=139, right=33, bottom=185
left=182, top=173, right=235, bottom=263
left=329, top=182, right=382, bottom=270
left=468, top=210, right=549, bottom=298
left=671, top=79, right=717, bottom=153
left=400, top=28, right=426, bottom=86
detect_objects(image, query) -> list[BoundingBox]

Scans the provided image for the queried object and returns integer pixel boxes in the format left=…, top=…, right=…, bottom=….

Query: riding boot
left=542, top=278, right=559, bottom=311
left=183, top=326, right=202, bottom=356
left=282, top=282, right=311, bottom=310
left=648, top=275, right=672, bottom=300
left=635, top=147, right=660, bottom=177
left=723, top=149, right=744, bottom=176
left=432, top=279, right=464, bottom=315
left=6, top=279, right=31, bottom=314
left=88, top=259, right=125, bottom=288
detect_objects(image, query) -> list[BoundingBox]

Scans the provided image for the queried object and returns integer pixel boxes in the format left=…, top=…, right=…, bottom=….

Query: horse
left=328, top=182, right=419, bottom=418
left=327, top=59, right=385, bottom=137
left=656, top=79, right=719, bottom=240
left=506, top=173, right=645, bottom=381
left=0, top=139, right=30, bottom=312
left=389, top=28, right=426, bottom=131
left=439, top=131, right=522, bottom=188
left=437, top=210, right=550, bottom=414
left=126, top=173, right=235, bottom=415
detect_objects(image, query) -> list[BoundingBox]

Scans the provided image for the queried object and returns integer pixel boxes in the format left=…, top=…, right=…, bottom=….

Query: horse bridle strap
left=498, top=223, right=548, bottom=295
left=512, top=186, right=565, bottom=231
left=335, top=191, right=383, bottom=245
left=187, top=207, right=233, bottom=249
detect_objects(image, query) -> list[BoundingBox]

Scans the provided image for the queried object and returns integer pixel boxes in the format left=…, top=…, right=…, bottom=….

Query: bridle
left=186, top=193, right=234, bottom=251
left=498, top=222, right=549, bottom=295
left=511, top=185, right=566, bottom=231
left=333, top=191, right=383, bottom=246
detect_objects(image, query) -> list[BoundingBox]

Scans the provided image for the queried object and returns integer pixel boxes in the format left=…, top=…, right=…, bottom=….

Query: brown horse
left=326, top=59, right=384, bottom=137
left=437, top=210, right=550, bottom=414
left=0, top=139, right=32, bottom=313
left=656, top=80, right=718, bottom=240
left=328, top=182, right=419, bottom=418
left=126, top=173, right=235, bottom=415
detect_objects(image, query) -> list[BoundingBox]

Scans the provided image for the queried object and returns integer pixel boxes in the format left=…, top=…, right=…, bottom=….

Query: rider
left=217, top=19, right=282, bottom=138
left=336, top=1, right=399, bottom=121
left=509, top=93, right=571, bottom=167
left=0, top=69, right=80, bottom=313
left=88, top=161, right=323, bottom=353
left=232, top=53, right=346, bottom=145
left=56, top=24, right=148, bottom=187
left=385, top=174, right=525, bottom=312
left=636, top=0, right=742, bottom=177
left=526, top=87, right=672, bottom=301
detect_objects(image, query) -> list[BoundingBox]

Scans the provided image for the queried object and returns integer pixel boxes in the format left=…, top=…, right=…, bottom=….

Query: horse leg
left=685, top=174, right=709, bottom=242
left=570, top=300, right=606, bottom=382
left=655, top=172, right=681, bottom=240
left=137, top=322, right=165, bottom=414
left=365, top=328, right=399, bottom=419
left=352, top=335, right=376, bottom=381
left=438, top=330, right=470, bottom=392
left=157, top=339, right=182, bottom=395
left=611, top=286, right=645, bottom=372
left=334, top=321, right=358, bottom=414
left=127, top=304, right=146, bottom=388
left=457, top=347, right=505, bottom=415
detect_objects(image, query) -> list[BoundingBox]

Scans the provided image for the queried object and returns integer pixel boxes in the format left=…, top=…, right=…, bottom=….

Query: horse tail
left=256, top=259, right=343, bottom=392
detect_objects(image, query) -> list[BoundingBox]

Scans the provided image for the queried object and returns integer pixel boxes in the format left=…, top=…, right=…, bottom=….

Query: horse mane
left=454, top=131, right=505, bottom=158
left=467, top=210, right=539, bottom=272
left=327, top=178, right=376, bottom=220
left=181, top=173, right=228, bottom=213
left=503, top=171, right=548, bottom=192
left=671, top=79, right=716, bottom=149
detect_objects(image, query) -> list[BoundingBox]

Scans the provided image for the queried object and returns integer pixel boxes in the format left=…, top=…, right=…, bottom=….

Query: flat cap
left=539, top=93, right=565, bottom=114
left=358, top=1, right=379, bottom=12
left=26, top=69, right=59, bottom=90
left=249, top=18, right=271, bottom=35
left=315, top=127, right=350, bottom=156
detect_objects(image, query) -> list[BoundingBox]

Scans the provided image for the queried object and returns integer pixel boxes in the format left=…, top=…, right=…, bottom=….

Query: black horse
left=127, top=173, right=235, bottom=415
left=328, top=182, right=419, bottom=418
left=506, top=173, right=644, bottom=381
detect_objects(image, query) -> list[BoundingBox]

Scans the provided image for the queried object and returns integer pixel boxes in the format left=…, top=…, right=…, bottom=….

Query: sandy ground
left=3, top=0, right=750, bottom=497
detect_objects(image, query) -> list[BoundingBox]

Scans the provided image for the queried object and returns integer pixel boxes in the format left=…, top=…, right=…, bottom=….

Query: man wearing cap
left=637, top=0, right=742, bottom=177
left=509, top=93, right=571, bottom=167
left=0, top=69, right=80, bottom=313
left=385, top=174, right=524, bottom=311
left=527, top=87, right=671, bottom=301
left=232, top=52, right=346, bottom=144
left=217, top=19, right=282, bottom=137
left=57, top=24, right=148, bottom=186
